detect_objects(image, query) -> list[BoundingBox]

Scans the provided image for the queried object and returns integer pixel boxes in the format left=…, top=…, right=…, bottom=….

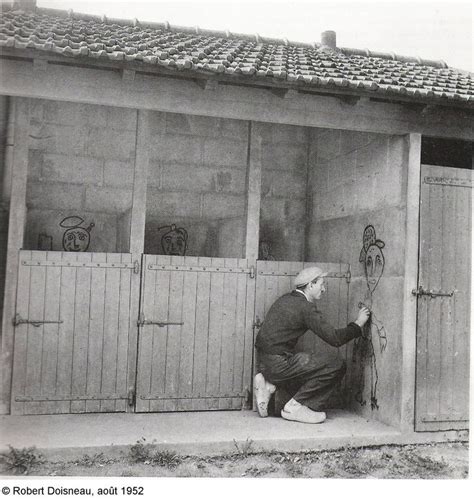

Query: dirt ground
left=0, top=440, right=469, bottom=479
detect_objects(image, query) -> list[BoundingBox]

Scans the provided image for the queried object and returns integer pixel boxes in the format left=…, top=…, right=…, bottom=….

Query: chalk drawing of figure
left=38, top=233, right=53, bottom=251
left=352, top=225, right=388, bottom=410
left=159, top=224, right=188, bottom=256
left=359, top=224, right=385, bottom=294
left=60, top=216, right=95, bottom=252
left=258, top=240, right=275, bottom=261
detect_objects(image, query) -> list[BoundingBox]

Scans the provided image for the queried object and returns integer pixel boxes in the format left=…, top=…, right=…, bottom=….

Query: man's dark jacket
left=255, top=291, right=361, bottom=355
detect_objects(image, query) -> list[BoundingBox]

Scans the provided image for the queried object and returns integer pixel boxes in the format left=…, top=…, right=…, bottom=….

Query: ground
left=0, top=441, right=468, bottom=479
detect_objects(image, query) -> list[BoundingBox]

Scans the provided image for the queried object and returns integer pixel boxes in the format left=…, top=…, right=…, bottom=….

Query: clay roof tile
left=1, top=7, right=472, bottom=105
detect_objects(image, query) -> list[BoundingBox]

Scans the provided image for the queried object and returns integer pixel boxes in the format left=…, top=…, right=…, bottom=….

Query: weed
left=149, top=450, right=182, bottom=469
left=242, top=465, right=277, bottom=477
left=73, top=453, right=115, bottom=468
left=400, top=450, right=449, bottom=474
left=0, top=445, right=44, bottom=475
left=129, top=438, right=152, bottom=463
left=285, top=461, right=304, bottom=478
left=128, top=438, right=182, bottom=469
left=233, top=437, right=254, bottom=457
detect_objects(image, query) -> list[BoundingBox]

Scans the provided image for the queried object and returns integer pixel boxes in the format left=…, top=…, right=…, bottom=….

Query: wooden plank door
left=135, top=255, right=255, bottom=412
left=11, top=250, right=140, bottom=415
left=415, top=165, right=471, bottom=431
left=255, top=260, right=350, bottom=370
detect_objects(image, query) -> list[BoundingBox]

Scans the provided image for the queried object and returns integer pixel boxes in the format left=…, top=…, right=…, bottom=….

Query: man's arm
left=303, top=305, right=370, bottom=347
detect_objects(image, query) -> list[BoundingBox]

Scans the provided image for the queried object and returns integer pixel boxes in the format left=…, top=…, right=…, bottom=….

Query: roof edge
left=1, top=4, right=450, bottom=69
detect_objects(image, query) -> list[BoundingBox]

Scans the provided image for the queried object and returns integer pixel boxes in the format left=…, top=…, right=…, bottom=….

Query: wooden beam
left=400, top=132, right=422, bottom=432
left=0, top=59, right=473, bottom=140
left=129, top=109, right=149, bottom=254
left=244, top=122, right=262, bottom=262
left=271, top=88, right=298, bottom=99
left=1, top=98, right=14, bottom=204
left=1, top=97, right=30, bottom=414
left=122, top=69, right=136, bottom=83
left=196, top=79, right=219, bottom=91
left=33, top=59, right=48, bottom=72
left=337, top=94, right=361, bottom=105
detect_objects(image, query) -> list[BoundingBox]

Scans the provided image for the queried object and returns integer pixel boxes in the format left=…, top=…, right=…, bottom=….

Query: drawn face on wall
left=60, top=216, right=95, bottom=252
left=365, top=244, right=385, bottom=292
left=160, top=224, right=188, bottom=256
left=359, top=225, right=385, bottom=294
left=63, top=227, right=90, bottom=252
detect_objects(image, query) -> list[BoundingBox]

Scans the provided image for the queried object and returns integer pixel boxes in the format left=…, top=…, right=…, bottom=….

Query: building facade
left=0, top=1, right=472, bottom=437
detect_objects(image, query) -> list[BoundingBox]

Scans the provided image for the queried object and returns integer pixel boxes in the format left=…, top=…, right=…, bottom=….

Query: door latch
left=137, top=312, right=184, bottom=327
left=253, top=317, right=263, bottom=331
left=133, top=260, right=140, bottom=274
left=127, top=387, right=136, bottom=407
left=411, top=286, right=456, bottom=298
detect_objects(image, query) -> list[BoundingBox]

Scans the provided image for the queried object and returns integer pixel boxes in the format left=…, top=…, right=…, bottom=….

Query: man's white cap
left=294, top=267, right=328, bottom=288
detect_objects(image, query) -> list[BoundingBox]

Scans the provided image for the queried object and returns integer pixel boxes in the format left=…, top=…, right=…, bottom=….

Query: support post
left=245, top=122, right=263, bottom=412
left=400, top=132, right=422, bottom=432
left=1, top=98, right=14, bottom=205
left=129, top=109, right=149, bottom=255
left=0, top=97, right=30, bottom=414
left=245, top=122, right=262, bottom=262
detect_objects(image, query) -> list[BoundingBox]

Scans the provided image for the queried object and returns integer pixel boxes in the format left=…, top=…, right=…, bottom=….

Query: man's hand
left=355, top=306, right=370, bottom=328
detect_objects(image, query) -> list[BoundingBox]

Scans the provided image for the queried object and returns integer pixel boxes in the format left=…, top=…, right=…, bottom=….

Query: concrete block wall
left=259, top=123, right=310, bottom=261
left=0, top=95, right=9, bottom=337
left=306, top=128, right=408, bottom=428
left=145, top=111, right=249, bottom=257
left=24, top=99, right=137, bottom=253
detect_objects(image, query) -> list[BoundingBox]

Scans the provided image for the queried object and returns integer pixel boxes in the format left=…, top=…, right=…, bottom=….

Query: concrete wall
left=24, top=100, right=137, bottom=253
left=259, top=123, right=309, bottom=261
left=20, top=102, right=312, bottom=260
left=0, top=95, right=9, bottom=337
left=307, top=128, right=408, bottom=428
left=145, top=111, right=249, bottom=258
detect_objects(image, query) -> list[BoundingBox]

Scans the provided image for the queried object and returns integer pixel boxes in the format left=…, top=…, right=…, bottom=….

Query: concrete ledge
left=0, top=410, right=468, bottom=460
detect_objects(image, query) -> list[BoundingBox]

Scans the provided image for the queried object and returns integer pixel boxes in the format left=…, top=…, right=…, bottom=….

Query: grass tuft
left=0, top=445, right=44, bottom=475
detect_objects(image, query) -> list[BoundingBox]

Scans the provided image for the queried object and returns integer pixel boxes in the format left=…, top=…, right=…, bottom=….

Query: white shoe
left=254, top=373, right=276, bottom=417
left=281, top=398, right=326, bottom=424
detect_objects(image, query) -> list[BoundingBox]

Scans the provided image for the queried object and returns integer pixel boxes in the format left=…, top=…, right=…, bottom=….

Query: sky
left=36, top=0, right=473, bottom=72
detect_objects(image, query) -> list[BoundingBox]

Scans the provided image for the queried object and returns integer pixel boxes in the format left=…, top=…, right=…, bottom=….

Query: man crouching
left=254, top=266, right=370, bottom=424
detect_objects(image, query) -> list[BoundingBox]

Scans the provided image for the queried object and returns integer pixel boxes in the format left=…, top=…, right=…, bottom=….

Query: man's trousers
left=257, top=351, right=346, bottom=412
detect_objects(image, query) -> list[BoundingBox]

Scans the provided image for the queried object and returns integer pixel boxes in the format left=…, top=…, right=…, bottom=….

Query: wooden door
left=255, top=260, right=350, bottom=369
left=415, top=165, right=472, bottom=431
left=135, top=255, right=255, bottom=412
left=11, top=250, right=140, bottom=415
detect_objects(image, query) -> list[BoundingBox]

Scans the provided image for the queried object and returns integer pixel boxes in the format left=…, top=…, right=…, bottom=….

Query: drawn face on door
left=359, top=225, right=385, bottom=293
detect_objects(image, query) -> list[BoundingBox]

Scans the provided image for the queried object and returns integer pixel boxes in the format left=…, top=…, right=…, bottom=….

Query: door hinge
left=411, top=285, right=456, bottom=298
left=127, top=387, right=136, bottom=407
left=133, top=260, right=140, bottom=274
left=137, top=312, right=184, bottom=328
left=13, top=314, right=63, bottom=327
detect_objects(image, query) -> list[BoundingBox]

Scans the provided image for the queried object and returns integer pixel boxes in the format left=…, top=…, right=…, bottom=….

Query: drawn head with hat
left=294, top=266, right=328, bottom=302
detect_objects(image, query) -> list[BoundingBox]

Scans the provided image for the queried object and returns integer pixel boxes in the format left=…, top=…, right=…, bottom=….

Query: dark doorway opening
left=421, top=137, right=473, bottom=169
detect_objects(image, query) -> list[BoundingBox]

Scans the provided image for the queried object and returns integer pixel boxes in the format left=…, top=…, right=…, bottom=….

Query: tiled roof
left=1, top=6, right=473, bottom=105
